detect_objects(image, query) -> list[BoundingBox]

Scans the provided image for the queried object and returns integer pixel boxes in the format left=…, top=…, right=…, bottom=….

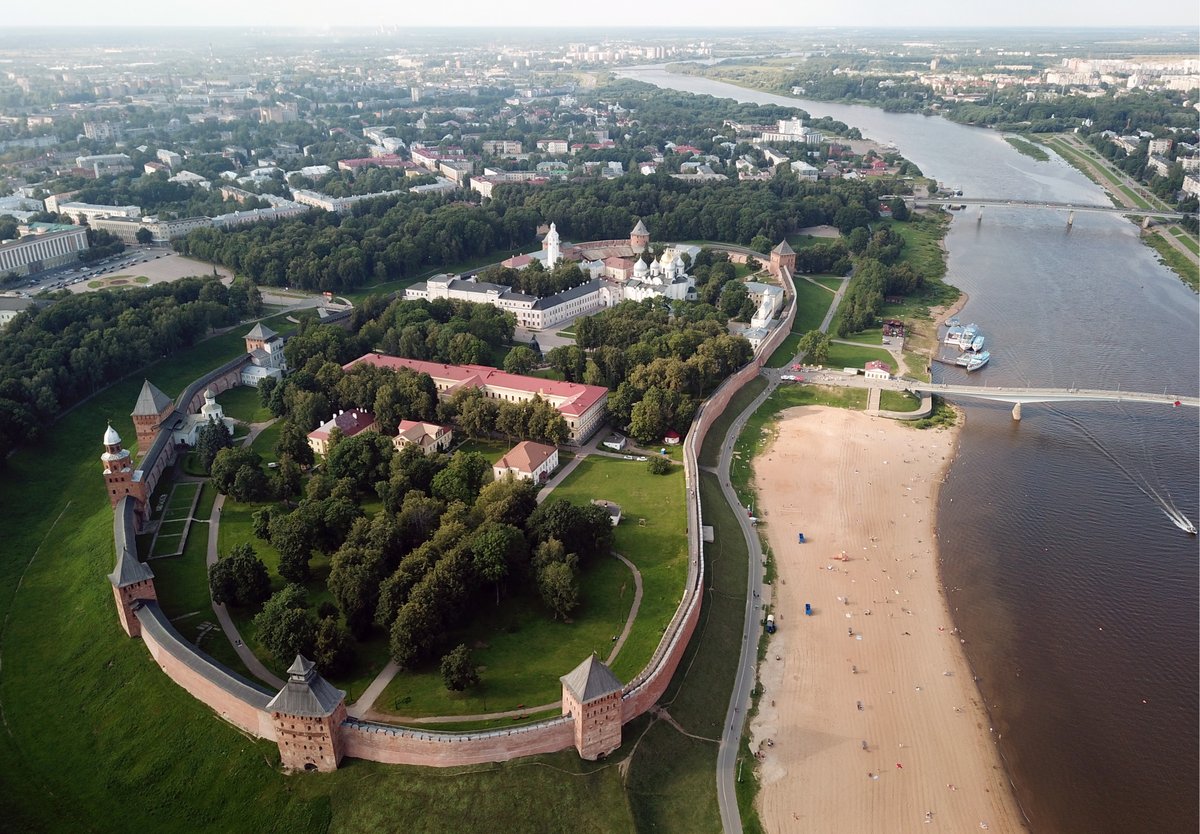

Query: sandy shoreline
left=750, top=406, right=1025, bottom=833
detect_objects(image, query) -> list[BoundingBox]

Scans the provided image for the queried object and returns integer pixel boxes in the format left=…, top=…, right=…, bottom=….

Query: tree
left=474, top=476, right=539, bottom=528
left=629, top=386, right=670, bottom=444
left=471, top=522, right=527, bottom=604
left=440, top=643, right=479, bottom=691
left=431, top=451, right=493, bottom=504
left=195, top=417, right=233, bottom=474
left=135, top=227, right=154, bottom=245
left=797, top=330, right=831, bottom=365
left=253, top=585, right=315, bottom=663
left=252, top=507, right=273, bottom=541
left=546, top=345, right=586, bottom=382
left=208, top=542, right=271, bottom=608
left=274, top=419, right=315, bottom=467
left=538, top=562, right=579, bottom=619
left=646, top=455, right=673, bottom=475
left=210, top=447, right=268, bottom=501
left=502, top=344, right=538, bottom=375
left=270, top=511, right=314, bottom=583
left=313, top=616, right=354, bottom=677
left=749, top=234, right=773, bottom=254
left=719, top=281, right=749, bottom=319
left=327, top=545, right=385, bottom=639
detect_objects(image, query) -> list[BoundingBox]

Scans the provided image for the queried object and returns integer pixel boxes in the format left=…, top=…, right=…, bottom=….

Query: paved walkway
left=205, top=419, right=285, bottom=690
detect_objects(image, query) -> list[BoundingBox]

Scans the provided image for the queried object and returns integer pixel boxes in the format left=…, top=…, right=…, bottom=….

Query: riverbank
left=750, top=407, right=1026, bottom=833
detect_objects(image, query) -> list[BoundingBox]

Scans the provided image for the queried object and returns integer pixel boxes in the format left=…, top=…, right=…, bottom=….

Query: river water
left=619, top=67, right=1200, bottom=833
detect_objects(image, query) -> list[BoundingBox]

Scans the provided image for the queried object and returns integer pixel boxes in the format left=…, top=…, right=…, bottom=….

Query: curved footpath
left=204, top=419, right=285, bottom=690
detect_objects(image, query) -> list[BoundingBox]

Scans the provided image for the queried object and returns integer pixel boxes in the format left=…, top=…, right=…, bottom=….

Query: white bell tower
left=545, top=223, right=561, bottom=267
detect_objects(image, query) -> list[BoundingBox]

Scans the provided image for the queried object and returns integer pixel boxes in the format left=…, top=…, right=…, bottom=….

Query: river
left=618, top=66, right=1200, bottom=834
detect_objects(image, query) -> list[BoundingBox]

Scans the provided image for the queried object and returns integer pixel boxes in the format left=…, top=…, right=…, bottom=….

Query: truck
left=765, top=614, right=776, bottom=634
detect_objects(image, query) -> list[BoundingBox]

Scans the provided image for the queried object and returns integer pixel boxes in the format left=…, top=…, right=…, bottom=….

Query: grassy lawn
left=623, top=469, right=756, bottom=834
left=879, top=389, right=922, bottom=412
left=814, top=276, right=843, bottom=291
left=765, top=277, right=839, bottom=368
left=1170, top=227, right=1200, bottom=255
left=547, top=457, right=688, bottom=683
left=729, top=385, right=868, bottom=510
left=217, top=385, right=273, bottom=424
left=377, top=554, right=635, bottom=718
left=1146, top=233, right=1200, bottom=290
left=698, top=376, right=768, bottom=468
left=732, top=261, right=761, bottom=279
left=826, top=342, right=895, bottom=372
left=1004, top=135, right=1049, bottom=162
left=785, top=232, right=839, bottom=249
left=528, top=367, right=565, bottom=381
left=454, top=437, right=513, bottom=463
left=250, top=420, right=283, bottom=464
left=150, top=533, right=184, bottom=557
left=374, top=455, right=686, bottom=718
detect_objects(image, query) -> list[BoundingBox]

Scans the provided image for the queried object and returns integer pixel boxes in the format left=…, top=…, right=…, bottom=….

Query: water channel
left=618, top=65, right=1200, bottom=834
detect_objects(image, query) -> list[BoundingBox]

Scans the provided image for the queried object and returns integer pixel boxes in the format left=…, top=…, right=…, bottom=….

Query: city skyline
left=4, top=0, right=1198, bottom=29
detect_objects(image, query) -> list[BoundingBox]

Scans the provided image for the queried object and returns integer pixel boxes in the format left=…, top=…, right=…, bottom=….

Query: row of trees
left=0, top=276, right=261, bottom=461
left=480, top=260, right=590, bottom=298
left=835, top=222, right=928, bottom=336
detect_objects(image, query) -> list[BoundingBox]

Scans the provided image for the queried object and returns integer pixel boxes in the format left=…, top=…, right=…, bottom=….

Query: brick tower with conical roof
left=130, top=379, right=175, bottom=452
left=268, top=655, right=348, bottom=772
left=769, top=239, right=796, bottom=277
left=560, top=654, right=624, bottom=760
left=629, top=219, right=650, bottom=252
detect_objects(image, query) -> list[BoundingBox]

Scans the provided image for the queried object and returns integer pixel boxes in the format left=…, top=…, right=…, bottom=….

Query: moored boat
left=966, top=350, right=990, bottom=371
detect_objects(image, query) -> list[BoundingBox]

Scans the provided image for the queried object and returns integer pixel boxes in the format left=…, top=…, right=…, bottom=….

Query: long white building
left=405, top=273, right=604, bottom=330
left=0, top=226, right=89, bottom=277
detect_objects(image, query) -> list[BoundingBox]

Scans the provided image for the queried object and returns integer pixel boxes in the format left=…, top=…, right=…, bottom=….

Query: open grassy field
left=377, top=553, right=635, bottom=717
left=623, top=469, right=755, bottom=834
left=216, top=384, right=273, bottom=424
left=1146, top=232, right=1200, bottom=290
left=826, top=342, right=895, bottom=372
left=550, top=457, right=688, bottom=682
left=454, top=437, right=513, bottom=463
left=879, top=389, right=923, bottom=412
left=765, top=276, right=840, bottom=367
left=1004, top=135, right=1049, bottom=162
left=698, top=376, right=768, bottom=469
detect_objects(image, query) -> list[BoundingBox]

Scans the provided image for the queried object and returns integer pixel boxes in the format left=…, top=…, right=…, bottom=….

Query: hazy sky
left=7, top=0, right=1200, bottom=28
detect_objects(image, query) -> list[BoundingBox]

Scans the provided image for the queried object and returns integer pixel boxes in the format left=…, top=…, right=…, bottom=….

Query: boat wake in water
left=1047, top=404, right=1197, bottom=535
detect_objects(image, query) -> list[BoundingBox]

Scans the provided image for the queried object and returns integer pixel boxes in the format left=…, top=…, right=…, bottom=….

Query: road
left=714, top=372, right=778, bottom=834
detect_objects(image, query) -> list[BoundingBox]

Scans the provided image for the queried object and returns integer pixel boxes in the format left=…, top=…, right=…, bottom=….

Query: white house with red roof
left=307, top=409, right=379, bottom=457
left=493, top=441, right=559, bottom=483
left=393, top=420, right=453, bottom=456
left=345, top=354, right=608, bottom=444
left=864, top=360, right=891, bottom=381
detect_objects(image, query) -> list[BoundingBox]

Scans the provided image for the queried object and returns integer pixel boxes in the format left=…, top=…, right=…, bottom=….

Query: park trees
left=195, top=417, right=233, bottom=473
left=253, top=585, right=315, bottom=663
left=210, top=446, right=269, bottom=502
left=208, top=543, right=271, bottom=608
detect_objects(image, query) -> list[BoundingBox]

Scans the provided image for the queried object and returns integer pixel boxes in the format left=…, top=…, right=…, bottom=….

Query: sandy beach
left=750, top=406, right=1026, bottom=833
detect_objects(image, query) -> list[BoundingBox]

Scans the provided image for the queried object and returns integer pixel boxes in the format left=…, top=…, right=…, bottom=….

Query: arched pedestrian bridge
left=898, top=379, right=1199, bottom=420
